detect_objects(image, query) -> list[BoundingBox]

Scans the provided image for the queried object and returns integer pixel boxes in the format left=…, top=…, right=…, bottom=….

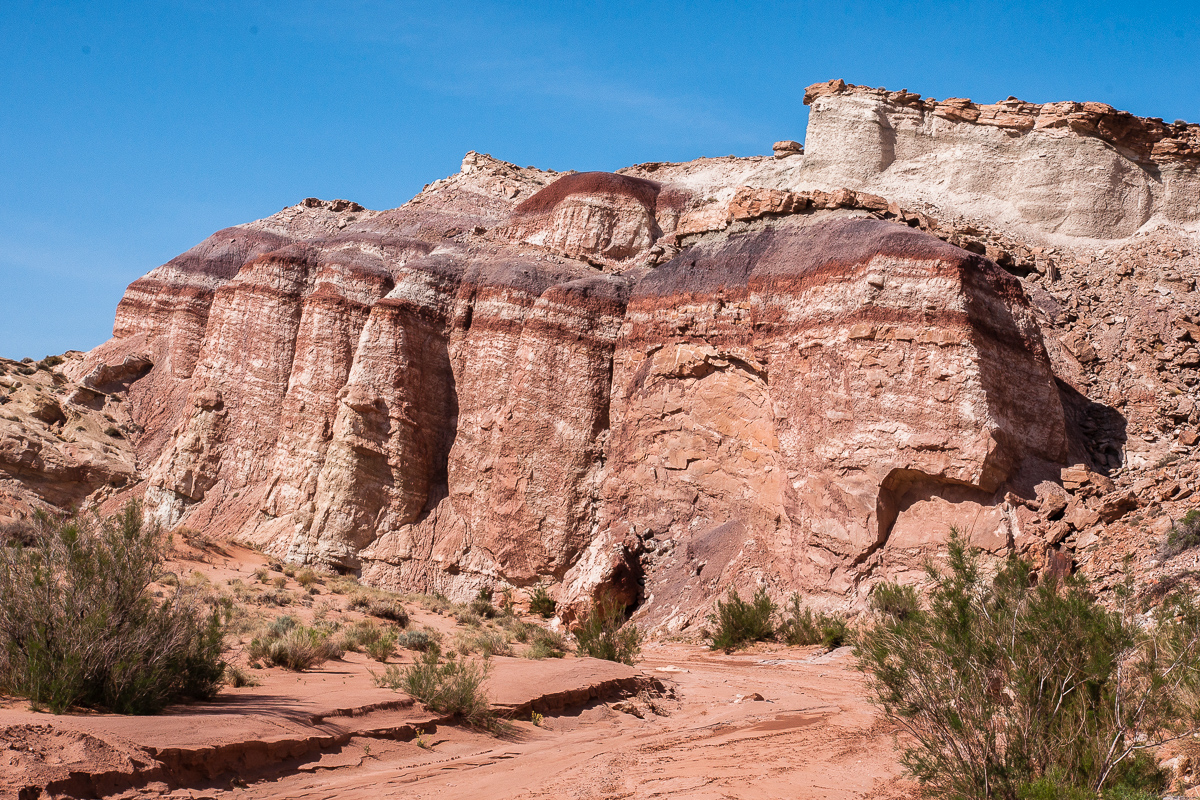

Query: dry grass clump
left=248, top=615, right=342, bottom=671
left=525, top=626, right=569, bottom=659
left=225, top=664, right=260, bottom=688
left=337, top=619, right=399, bottom=662
left=295, top=567, right=320, bottom=589
left=348, top=591, right=410, bottom=625
left=453, top=628, right=512, bottom=658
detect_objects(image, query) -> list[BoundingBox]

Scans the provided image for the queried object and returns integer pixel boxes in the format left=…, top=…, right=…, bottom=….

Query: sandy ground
left=0, top=541, right=912, bottom=800
left=226, top=643, right=911, bottom=800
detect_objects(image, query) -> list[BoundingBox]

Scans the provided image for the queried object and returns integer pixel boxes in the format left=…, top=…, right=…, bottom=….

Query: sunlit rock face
left=38, top=79, right=1200, bottom=630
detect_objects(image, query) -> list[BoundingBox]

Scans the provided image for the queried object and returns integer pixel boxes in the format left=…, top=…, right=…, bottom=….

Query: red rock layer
left=64, top=156, right=1076, bottom=627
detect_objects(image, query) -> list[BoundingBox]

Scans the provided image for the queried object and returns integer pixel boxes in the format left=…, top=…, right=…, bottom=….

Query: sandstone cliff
left=6, top=82, right=1200, bottom=632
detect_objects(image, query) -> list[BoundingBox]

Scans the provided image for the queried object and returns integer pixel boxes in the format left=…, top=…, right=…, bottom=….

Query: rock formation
left=5, top=82, right=1200, bottom=631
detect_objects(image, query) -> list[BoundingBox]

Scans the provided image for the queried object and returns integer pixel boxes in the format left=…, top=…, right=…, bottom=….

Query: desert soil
left=0, top=541, right=911, bottom=800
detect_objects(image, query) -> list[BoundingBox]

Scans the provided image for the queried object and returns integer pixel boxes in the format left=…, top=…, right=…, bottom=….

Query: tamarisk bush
left=856, top=530, right=1200, bottom=799
left=0, top=503, right=225, bottom=714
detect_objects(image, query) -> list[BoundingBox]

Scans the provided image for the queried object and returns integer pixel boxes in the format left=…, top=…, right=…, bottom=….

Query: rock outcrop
left=7, top=83, right=1200, bottom=631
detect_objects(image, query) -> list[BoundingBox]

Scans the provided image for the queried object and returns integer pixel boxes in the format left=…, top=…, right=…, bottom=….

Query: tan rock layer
left=804, top=78, right=1200, bottom=164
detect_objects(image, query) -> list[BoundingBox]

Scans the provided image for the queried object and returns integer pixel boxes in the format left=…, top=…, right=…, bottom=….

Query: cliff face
left=8, top=83, right=1200, bottom=631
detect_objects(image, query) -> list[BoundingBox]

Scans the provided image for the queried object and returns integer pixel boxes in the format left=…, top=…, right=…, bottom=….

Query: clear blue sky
left=2, top=1, right=1197, bottom=360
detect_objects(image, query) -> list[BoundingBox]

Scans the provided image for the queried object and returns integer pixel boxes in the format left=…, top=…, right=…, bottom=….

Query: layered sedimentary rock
left=7, top=82, right=1200, bottom=629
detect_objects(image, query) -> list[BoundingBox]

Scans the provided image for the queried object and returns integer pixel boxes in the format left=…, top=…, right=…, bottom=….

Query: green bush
left=529, top=585, right=557, bottom=618
left=868, top=581, right=920, bottom=622
left=0, top=503, right=226, bottom=714
left=248, top=616, right=342, bottom=671
left=365, top=632, right=398, bottom=662
left=778, top=593, right=849, bottom=649
left=855, top=529, right=1200, bottom=800
left=708, top=586, right=775, bottom=651
left=1160, top=508, right=1200, bottom=559
left=574, top=598, right=641, bottom=665
left=525, top=627, right=569, bottom=659
left=398, top=646, right=495, bottom=729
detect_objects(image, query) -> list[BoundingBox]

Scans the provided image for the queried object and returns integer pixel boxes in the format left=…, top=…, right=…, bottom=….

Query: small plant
left=455, top=628, right=512, bottom=658
left=254, top=567, right=269, bottom=583
left=778, top=593, right=849, bottom=649
left=396, top=629, right=436, bottom=652
left=295, top=567, right=320, bottom=588
left=225, top=664, right=260, bottom=688
left=414, top=732, right=430, bottom=749
left=531, top=710, right=544, bottom=727
left=868, top=581, right=920, bottom=622
left=525, top=627, right=569, bottom=659
left=366, top=597, right=409, bottom=625
left=248, top=616, right=342, bottom=671
left=470, top=587, right=499, bottom=619
left=337, top=619, right=387, bottom=652
left=1160, top=509, right=1200, bottom=559
left=574, top=598, right=642, bottom=665
left=282, top=563, right=297, bottom=578
left=365, top=632, right=398, bottom=663
left=708, top=586, right=775, bottom=651
left=272, top=576, right=287, bottom=589
left=529, top=585, right=557, bottom=618
left=398, top=646, right=496, bottom=729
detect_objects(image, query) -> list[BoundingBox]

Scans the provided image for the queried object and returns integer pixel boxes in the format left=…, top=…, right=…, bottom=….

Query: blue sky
left=2, top=1, right=1197, bottom=359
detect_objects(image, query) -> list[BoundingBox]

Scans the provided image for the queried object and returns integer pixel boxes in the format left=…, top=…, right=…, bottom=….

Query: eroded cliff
left=6, top=81, right=1200, bottom=631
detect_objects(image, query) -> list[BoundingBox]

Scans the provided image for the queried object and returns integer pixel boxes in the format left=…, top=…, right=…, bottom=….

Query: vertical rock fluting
left=65, top=119, right=1111, bottom=623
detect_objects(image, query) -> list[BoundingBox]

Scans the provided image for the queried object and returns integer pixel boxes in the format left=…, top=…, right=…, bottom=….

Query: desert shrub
left=365, top=598, right=408, bottom=624
left=0, top=520, right=39, bottom=548
left=337, top=619, right=387, bottom=653
left=470, top=587, right=499, bottom=619
left=0, top=503, right=226, bottom=714
left=371, top=663, right=404, bottom=689
left=281, top=563, right=297, bottom=578
left=454, top=609, right=483, bottom=627
left=529, top=585, right=557, bottom=618
left=258, top=588, right=292, bottom=607
left=505, top=618, right=534, bottom=643
left=295, top=568, right=320, bottom=588
left=248, top=616, right=342, bottom=671
left=526, top=627, right=569, bottom=659
left=272, top=576, right=287, bottom=589
left=856, top=529, right=1200, bottom=800
left=398, top=646, right=495, bottom=729
left=365, top=632, right=398, bottom=662
left=574, top=598, right=641, bottom=665
left=1160, top=509, right=1200, bottom=559
left=225, top=664, right=260, bottom=688
left=254, top=567, right=269, bottom=583
left=708, top=586, right=775, bottom=651
left=868, top=581, right=921, bottom=622
left=778, top=593, right=849, bottom=649
left=455, top=628, right=512, bottom=658
left=396, top=629, right=435, bottom=652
